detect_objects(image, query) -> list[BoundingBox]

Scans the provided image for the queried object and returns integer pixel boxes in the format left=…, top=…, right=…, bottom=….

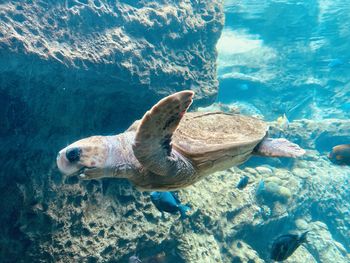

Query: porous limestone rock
left=284, top=245, right=317, bottom=263
left=177, top=232, right=223, bottom=263
left=229, top=240, right=264, bottom=263
left=0, top=0, right=223, bottom=109
left=304, top=221, right=350, bottom=263
left=270, top=119, right=350, bottom=152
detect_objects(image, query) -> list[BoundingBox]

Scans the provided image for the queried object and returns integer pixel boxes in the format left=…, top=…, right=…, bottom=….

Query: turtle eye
left=66, top=147, right=81, bottom=163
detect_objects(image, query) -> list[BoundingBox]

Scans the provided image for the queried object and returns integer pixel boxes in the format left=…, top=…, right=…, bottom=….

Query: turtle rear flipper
left=133, top=90, right=195, bottom=177
left=254, top=138, right=306, bottom=158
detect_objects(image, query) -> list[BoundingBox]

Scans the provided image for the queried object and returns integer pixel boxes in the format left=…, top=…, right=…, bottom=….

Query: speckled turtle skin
left=57, top=91, right=305, bottom=191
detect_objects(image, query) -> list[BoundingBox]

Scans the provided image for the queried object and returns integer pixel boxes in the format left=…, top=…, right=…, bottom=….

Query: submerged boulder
left=0, top=0, right=223, bottom=138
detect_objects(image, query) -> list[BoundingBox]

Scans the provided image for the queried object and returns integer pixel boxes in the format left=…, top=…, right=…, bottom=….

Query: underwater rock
left=256, top=179, right=292, bottom=203
left=283, top=245, right=317, bottom=263
left=255, top=166, right=273, bottom=176
left=229, top=240, right=264, bottom=263
left=303, top=221, right=350, bottom=263
left=0, top=1, right=223, bottom=111
left=0, top=0, right=224, bottom=156
left=197, top=102, right=240, bottom=114
left=265, top=176, right=283, bottom=185
left=270, top=119, right=350, bottom=153
left=177, top=232, right=222, bottom=263
left=197, top=101, right=264, bottom=118
left=45, top=180, right=178, bottom=262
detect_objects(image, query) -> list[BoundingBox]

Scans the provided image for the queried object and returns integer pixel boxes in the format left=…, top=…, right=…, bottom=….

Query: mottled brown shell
left=172, top=112, right=268, bottom=174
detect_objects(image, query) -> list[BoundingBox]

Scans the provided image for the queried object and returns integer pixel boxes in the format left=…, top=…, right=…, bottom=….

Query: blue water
left=217, top=0, right=350, bottom=121
left=1, top=1, right=350, bottom=262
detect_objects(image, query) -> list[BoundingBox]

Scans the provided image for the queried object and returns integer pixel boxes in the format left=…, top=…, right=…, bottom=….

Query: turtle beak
left=56, top=136, right=109, bottom=177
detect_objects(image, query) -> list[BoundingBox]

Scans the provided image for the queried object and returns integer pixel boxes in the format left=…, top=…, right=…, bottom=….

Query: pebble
left=256, top=166, right=273, bottom=175
left=293, top=168, right=310, bottom=179
left=295, top=218, right=309, bottom=230
left=244, top=167, right=257, bottom=175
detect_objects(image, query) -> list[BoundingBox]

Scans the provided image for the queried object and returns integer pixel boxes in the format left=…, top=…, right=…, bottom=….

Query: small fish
left=150, top=192, right=190, bottom=218
left=270, top=231, right=308, bottom=261
left=276, top=113, right=289, bottom=130
left=328, top=144, right=350, bottom=165
left=129, top=255, right=142, bottom=263
left=237, top=176, right=249, bottom=190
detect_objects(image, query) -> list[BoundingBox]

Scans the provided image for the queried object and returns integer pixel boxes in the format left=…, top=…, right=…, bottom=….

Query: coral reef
left=256, top=177, right=292, bottom=203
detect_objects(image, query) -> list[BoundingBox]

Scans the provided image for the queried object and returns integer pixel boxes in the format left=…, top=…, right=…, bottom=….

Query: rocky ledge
left=0, top=0, right=223, bottom=138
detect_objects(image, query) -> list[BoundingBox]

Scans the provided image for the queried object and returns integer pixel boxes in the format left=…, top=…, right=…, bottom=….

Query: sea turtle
left=56, top=90, right=305, bottom=190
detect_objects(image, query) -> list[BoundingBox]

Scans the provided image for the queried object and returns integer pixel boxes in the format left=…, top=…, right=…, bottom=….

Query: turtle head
left=57, top=136, right=109, bottom=177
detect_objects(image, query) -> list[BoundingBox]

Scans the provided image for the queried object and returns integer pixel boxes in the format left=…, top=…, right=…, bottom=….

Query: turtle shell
left=172, top=112, right=268, bottom=174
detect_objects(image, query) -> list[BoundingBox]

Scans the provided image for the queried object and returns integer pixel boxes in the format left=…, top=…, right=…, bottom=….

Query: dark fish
left=129, top=255, right=142, bottom=263
left=271, top=231, right=308, bottom=261
left=328, top=144, right=350, bottom=165
left=150, top=191, right=190, bottom=218
left=237, top=176, right=249, bottom=190
left=256, top=180, right=265, bottom=196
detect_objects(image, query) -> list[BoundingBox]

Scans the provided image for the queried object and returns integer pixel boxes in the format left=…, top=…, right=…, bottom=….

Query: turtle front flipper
left=254, top=138, right=306, bottom=158
left=132, top=90, right=196, bottom=177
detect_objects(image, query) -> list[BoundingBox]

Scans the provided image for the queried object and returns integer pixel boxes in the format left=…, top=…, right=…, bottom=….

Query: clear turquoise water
left=1, top=1, right=350, bottom=262
left=217, top=0, right=350, bottom=121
